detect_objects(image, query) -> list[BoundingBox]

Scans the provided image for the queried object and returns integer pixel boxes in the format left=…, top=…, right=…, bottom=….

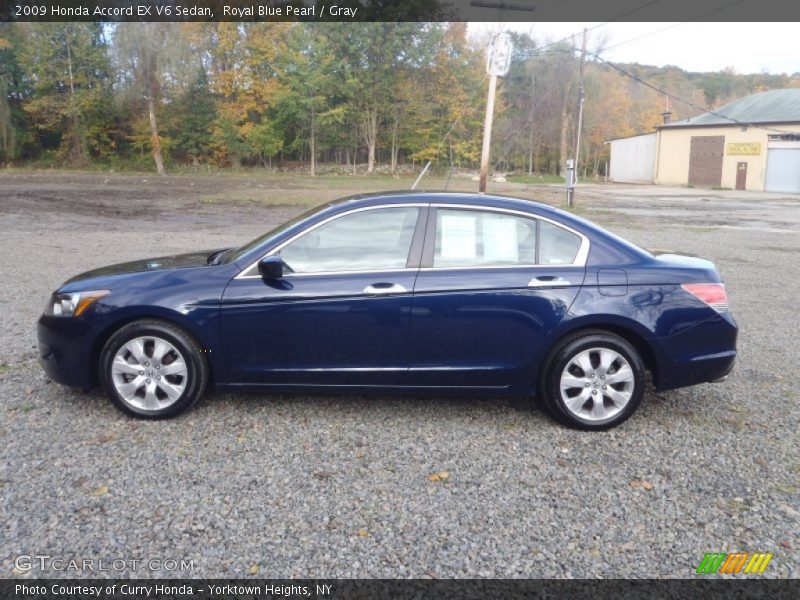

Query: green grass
left=198, top=173, right=516, bottom=206
left=508, top=174, right=566, bottom=185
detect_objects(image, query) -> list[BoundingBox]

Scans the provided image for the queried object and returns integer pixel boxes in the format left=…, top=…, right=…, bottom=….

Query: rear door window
left=433, top=209, right=537, bottom=268
left=538, top=220, right=581, bottom=265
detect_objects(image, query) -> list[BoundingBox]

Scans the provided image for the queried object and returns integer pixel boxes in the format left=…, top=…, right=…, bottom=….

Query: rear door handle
left=363, top=283, right=408, bottom=295
left=528, top=276, right=571, bottom=288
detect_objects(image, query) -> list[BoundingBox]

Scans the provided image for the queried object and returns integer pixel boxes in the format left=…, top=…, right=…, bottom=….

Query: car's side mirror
left=258, top=255, right=284, bottom=280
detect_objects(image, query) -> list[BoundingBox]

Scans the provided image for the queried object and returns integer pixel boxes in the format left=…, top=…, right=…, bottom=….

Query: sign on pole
left=486, top=32, right=513, bottom=77
left=479, top=32, right=513, bottom=192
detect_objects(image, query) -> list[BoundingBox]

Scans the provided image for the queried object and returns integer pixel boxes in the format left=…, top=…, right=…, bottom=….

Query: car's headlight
left=43, top=290, right=110, bottom=317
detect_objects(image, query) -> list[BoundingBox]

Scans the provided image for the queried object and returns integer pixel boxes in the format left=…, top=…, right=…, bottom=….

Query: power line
left=599, top=0, right=748, bottom=53
left=533, top=0, right=664, bottom=55
left=588, top=51, right=797, bottom=135
left=600, top=22, right=686, bottom=53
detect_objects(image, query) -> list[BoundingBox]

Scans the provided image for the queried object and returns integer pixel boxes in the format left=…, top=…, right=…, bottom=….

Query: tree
left=167, top=68, right=216, bottom=166
left=404, top=24, right=483, bottom=169
left=14, top=23, right=112, bottom=166
left=326, top=22, right=422, bottom=172
left=207, top=22, right=289, bottom=167
left=0, top=26, right=20, bottom=161
left=113, top=23, right=191, bottom=174
left=247, top=120, right=283, bottom=168
left=275, top=24, right=339, bottom=176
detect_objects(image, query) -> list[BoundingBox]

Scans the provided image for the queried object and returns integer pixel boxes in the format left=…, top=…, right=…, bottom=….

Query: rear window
left=538, top=220, right=581, bottom=265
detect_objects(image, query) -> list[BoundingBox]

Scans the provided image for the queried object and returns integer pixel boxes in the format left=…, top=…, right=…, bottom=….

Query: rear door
left=407, top=206, right=587, bottom=389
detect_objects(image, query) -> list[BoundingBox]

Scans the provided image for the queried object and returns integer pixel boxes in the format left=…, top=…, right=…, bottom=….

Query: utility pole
left=479, top=73, right=498, bottom=193
left=569, top=27, right=587, bottom=207
left=479, top=32, right=512, bottom=193
left=528, top=71, right=535, bottom=176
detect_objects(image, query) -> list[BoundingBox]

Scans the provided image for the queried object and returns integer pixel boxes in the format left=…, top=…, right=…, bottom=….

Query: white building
left=607, top=132, right=657, bottom=184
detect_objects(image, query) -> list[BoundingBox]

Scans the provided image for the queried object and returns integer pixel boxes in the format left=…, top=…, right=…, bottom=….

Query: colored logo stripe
left=744, top=553, right=773, bottom=574
left=696, top=552, right=773, bottom=574
left=696, top=553, right=726, bottom=574
left=719, top=552, right=748, bottom=573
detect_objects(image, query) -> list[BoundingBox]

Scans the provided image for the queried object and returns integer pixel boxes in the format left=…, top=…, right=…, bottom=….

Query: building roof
left=606, top=131, right=657, bottom=143
left=660, top=88, right=800, bottom=128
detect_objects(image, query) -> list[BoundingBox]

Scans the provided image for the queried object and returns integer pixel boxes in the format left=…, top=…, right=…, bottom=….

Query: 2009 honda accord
left=38, top=192, right=737, bottom=429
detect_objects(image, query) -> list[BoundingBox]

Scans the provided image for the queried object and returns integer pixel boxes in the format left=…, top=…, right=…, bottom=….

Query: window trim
left=420, top=204, right=589, bottom=270
left=235, top=203, right=428, bottom=279
left=235, top=202, right=589, bottom=279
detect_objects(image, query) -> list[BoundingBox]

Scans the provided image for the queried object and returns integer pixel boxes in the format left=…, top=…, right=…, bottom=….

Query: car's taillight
left=681, top=283, right=729, bottom=313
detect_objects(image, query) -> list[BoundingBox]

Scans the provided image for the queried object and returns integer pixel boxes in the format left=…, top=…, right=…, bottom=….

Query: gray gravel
left=0, top=173, right=798, bottom=579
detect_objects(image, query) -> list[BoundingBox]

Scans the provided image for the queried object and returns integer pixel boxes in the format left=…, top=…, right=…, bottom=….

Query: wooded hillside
left=1, top=22, right=798, bottom=176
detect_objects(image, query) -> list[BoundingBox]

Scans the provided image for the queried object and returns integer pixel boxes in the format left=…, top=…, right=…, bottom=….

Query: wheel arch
left=90, top=309, right=217, bottom=387
left=539, top=317, right=661, bottom=391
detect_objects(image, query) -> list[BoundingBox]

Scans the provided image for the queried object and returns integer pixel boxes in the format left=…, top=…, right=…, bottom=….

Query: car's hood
left=64, top=249, right=224, bottom=285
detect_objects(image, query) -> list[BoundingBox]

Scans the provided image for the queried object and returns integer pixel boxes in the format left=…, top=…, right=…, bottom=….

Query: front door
left=221, top=205, right=425, bottom=385
left=735, top=161, right=747, bottom=190
left=407, top=207, right=586, bottom=388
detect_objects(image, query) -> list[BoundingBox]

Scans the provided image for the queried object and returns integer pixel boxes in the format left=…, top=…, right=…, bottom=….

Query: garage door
left=688, top=136, right=724, bottom=187
left=765, top=147, right=800, bottom=193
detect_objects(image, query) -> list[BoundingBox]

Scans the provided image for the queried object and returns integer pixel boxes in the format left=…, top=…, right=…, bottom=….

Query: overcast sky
left=469, top=22, right=800, bottom=75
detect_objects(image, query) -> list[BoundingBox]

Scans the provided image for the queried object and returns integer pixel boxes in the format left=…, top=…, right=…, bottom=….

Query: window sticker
left=483, top=216, right=519, bottom=262
left=440, top=214, right=477, bottom=259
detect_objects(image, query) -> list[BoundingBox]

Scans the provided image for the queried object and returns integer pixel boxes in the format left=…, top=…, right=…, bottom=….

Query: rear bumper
left=654, top=313, right=737, bottom=392
left=38, top=316, right=97, bottom=389
left=708, top=355, right=736, bottom=383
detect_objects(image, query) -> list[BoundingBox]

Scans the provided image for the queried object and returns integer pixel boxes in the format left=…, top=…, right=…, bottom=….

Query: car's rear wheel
left=541, top=331, right=644, bottom=430
left=99, top=320, right=208, bottom=419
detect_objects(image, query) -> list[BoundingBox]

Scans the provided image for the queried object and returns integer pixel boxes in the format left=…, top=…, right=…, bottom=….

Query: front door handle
left=528, top=276, right=571, bottom=288
left=363, top=283, right=408, bottom=295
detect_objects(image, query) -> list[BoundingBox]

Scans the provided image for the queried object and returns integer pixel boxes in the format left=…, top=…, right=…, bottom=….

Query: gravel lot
left=1, top=172, right=798, bottom=578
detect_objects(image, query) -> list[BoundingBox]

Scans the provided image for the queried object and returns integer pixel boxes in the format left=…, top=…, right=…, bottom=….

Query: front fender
left=86, top=304, right=227, bottom=387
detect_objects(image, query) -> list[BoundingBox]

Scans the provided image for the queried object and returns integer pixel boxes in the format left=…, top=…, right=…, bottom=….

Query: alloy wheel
left=559, top=347, right=635, bottom=422
left=110, top=335, right=188, bottom=411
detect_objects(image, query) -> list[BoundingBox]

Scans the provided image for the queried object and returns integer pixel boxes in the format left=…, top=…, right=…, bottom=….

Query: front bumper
left=37, top=315, right=98, bottom=389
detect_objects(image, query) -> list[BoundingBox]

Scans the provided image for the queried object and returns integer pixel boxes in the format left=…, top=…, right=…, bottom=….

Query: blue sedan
left=38, top=192, right=737, bottom=429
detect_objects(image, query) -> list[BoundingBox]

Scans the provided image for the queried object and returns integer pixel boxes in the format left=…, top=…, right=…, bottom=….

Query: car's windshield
left=222, top=205, right=321, bottom=264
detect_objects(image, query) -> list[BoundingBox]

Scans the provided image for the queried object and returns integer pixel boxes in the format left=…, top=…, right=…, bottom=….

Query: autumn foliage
left=1, top=22, right=798, bottom=176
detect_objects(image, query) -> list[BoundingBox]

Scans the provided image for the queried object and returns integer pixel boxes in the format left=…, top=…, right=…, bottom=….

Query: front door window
left=279, top=207, right=420, bottom=274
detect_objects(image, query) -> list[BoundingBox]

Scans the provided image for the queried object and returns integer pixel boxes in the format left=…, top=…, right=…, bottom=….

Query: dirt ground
left=1, top=170, right=798, bottom=579
left=1, top=169, right=797, bottom=232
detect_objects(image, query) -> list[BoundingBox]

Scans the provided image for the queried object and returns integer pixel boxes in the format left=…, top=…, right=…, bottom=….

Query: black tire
left=540, top=330, right=645, bottom=430
left=99, top=319, right=208, bottom=419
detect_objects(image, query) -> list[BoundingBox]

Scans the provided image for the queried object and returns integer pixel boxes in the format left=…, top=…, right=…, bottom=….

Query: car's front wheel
left=541, top=331, right=644, bottom=430
left=99, top=320, right=208, bottom=419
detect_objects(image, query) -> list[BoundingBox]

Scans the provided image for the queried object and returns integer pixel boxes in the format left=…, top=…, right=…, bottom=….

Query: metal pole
left=444, top=165, right=454, bottom=191
left=478, top=73, right=498, bottom=193
left=572, top=27, right=588, bottom=196
left=566, top=159, right=575, bottom=207
left=573, top=94, right=584, bottom=189
left=411, top=160, right=431, bottom=190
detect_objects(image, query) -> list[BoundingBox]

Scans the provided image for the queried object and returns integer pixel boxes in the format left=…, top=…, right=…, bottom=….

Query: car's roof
left=325, top=190, right=573, bottom=221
